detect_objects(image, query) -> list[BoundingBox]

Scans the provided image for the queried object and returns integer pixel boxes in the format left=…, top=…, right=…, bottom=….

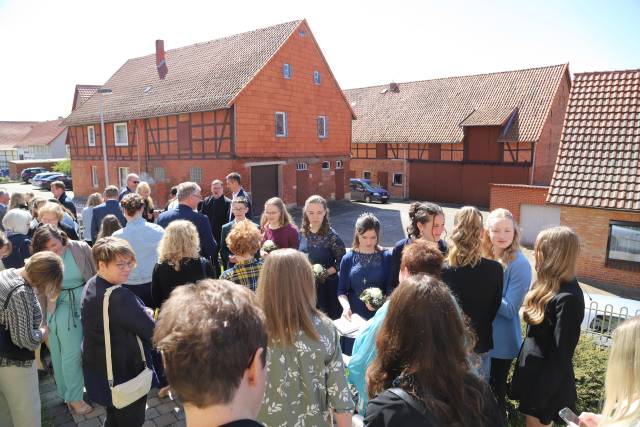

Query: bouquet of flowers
left=312, top=263, right=328, bottom=283
left=359, top=287, right=384, bottom=311
left=261, top=240, right=278, bottom=254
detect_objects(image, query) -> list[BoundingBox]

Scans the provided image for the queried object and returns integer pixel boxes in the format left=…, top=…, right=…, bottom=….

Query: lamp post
left=97, top=88, right=112, bottom=186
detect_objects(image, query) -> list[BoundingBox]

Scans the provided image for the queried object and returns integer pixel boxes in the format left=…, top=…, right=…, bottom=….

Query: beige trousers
left=0, top=364, right=41, bottom=427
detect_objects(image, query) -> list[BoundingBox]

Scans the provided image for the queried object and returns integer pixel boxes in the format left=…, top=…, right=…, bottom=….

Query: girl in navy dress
left=299, top=195, right=346, bottom=320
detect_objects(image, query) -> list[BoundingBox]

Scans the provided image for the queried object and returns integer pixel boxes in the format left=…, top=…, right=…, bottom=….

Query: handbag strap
left=199, top=257, right=207, bottom=280
left=2, top=283, right=27, bottom=310
left=103, top=286, right=146, bottom=387
left=388, top=387, right=439, bottom=424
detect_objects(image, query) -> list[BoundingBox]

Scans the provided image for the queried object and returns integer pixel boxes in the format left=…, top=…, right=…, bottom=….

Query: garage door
left=520, top=204, right=561, bottom=246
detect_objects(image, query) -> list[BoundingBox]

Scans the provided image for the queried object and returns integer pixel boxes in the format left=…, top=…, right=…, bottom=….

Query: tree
left=52, top=158, right=71, bottom=175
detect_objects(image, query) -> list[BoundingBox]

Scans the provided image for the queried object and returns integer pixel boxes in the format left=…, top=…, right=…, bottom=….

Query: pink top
left=262, top=223, right=300, bottom=250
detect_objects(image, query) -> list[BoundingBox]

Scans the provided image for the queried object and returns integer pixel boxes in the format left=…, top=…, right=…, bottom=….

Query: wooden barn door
left=334, top=168, right=345, bottom=200
left=296, top=164, right=311, bottom=206
left=377, top=171, right=388, bottom=188
left=251, top=165, right=279, bottom=219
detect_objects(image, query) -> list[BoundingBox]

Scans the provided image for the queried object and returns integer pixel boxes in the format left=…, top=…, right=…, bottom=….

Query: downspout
left=404, top=143, right=408, bottom=199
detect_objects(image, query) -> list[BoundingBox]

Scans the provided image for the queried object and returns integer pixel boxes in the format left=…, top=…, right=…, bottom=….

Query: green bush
left=52, top=158, right=71, bottom=175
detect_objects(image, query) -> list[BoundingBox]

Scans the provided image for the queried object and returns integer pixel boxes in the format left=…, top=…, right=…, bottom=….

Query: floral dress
left=257, top=315, right=355, bottom=427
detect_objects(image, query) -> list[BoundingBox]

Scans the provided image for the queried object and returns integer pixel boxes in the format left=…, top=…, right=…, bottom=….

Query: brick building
left=345, top=64, right=571, bottom=207
left=546, top=69, right=640, bottom=288
left=64, top=20, right=354, bottom=210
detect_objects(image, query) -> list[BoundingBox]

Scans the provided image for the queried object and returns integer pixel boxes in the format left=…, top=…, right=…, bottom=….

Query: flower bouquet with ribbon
left=312, top=263, right=329, bottom=284
left=359, top=285, right=384, bottom=312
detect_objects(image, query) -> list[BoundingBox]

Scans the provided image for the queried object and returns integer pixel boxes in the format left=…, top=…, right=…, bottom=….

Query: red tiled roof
left=64, top=20, right=302, bottom=126
left=0, top=121, right=37, bottom=150
left=547, top=69, right=640, bottom=211
left=72, top=85, right=101, bottom=111
left=14, top=119, right=66, bottom=147
left=345, top=64, right=568, bottom=144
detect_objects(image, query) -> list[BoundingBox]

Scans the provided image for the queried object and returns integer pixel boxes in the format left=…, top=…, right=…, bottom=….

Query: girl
left=299, top=195, right=346, bottom=319
left=511, top=226, right=584, bottom=427
left=260, top=197, right=299, bottom=251
left=81, top=193, right=103, bottom=246
left=482, top=208, right=532, bottom=419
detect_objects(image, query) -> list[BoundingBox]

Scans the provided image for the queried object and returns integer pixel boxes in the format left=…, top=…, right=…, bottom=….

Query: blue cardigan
left=490, top=250, right=532, bottom=359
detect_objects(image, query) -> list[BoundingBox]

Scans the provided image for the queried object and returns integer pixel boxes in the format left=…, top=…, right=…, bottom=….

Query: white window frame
left=275, top=112, right=288, bottom=137
left=87, top=126, right=96, bottom=146
left=189, top=167, right=203, bottom=183
left=118, top=167, right=129, bottom=187
left=392, top=172, right=403, bottom=186
left=363, top=170, right=372, bottom=180
left=321, top=161, right=330, bottom=170
left=335, top=160, right=343, bottom=169
left=114, top=122, right=129, bottom=146
left=313, top=70, right=321, bottom=85
left=91, top=165, right=99, bottom=188
left=296, top=162, right=308, bottom=171
left=317, top=116, right=327, bottom=139
left=283, top=63, right=292, bottom=79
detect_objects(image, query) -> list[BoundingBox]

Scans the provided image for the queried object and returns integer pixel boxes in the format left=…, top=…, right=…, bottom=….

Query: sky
left=0, top=0, right=638, bottom=121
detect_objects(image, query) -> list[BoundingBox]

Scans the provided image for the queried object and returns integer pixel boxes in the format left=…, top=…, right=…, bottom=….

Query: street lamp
left=97, top=88, right=112, bottom=186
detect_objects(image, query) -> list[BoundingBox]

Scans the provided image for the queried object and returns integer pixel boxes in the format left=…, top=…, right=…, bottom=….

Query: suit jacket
left=0, top=204, right=6, bottom=231
left=91, top=200, right=127, bottom=241
left=198, top=195, right=230, bottom=245
left=229, top=188, right=252, bottom=221
left=157, top=204, right=218, bottom=259
left=118, top=187, right=133, bottom=201
left=219, top=219, right=259, bottom=270
left=58, top=192, right=77, bottom=219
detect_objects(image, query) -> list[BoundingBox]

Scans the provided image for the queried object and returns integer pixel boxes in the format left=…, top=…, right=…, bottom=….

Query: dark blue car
left=349, top=178, right=390, bottom=203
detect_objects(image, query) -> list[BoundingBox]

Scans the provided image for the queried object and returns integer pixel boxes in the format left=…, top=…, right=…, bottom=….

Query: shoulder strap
left=199, top=257, right=208, bottom=279
left=2, top=283, right=27, bottom=310
left=103, top=286, right=146, bottom=387
left=388, top=388, right=438, bottom=424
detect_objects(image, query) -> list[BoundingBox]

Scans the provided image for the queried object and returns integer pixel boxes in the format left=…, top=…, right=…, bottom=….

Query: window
left=283, top=63, right=292, bottom=79
left=118, top=167, right=129, bottom=187
left=87, top=126, right=96, bottom=146
left=363, top=171, right=371, bottom=180
left=154, top=167, right=165, bottom=181
left=114, top=123, right=128, bottom=146
left=275, top=112, right=287, bottom=137
left=313, top=70, right=321, bottom=85
left=335, top=160, right=343, bottom=169
left=321, top=161, right=330, bottom=170
left=317, top=116, right=327, bottom=138
left=606, top=221, right=640, bottom=268
left=91, top=165, right=99, bottom=188
left=393, top=173, right=403, bottom=186
left=296, top=162, right=308, bottom=171
left=189, top=167, right=203, bottom=183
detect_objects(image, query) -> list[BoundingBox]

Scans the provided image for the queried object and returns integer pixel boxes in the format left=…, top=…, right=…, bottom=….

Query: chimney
left=156, top=39, right=168, bottom=79
left=389, top=82, right=400, bottom=93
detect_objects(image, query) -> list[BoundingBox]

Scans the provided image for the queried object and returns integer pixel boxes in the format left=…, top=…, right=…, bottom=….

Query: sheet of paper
left=333, top=313, right=366, bottom=337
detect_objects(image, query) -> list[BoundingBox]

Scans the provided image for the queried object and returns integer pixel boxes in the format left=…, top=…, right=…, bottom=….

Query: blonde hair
left=38, top=202, right=64, bottom=222
left=136, top=181, right=154, bottom=209
left=256, top=248, right=320, bottom=345
left=447, top=206, right=483, bottom=268
left=25, top=251, right=64, bottom=300
left=157, top=220, right=200, bottom=270
left=482, top=208, right=522, bottom=266
left=600, top=316, right=640, bottom=426
left=8, top=193, right=26, bottom=210
left=87, top=193, right=103, bottom=208
left=522, top=226, right=580, bottom=325
left=260, top=197, right=293, bottom=229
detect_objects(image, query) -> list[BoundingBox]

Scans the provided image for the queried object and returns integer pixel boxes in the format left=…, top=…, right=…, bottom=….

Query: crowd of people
left=0, top=172, right=638, bottom=427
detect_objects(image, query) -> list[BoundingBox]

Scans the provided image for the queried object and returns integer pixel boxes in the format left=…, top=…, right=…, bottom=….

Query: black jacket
left=157, top=205, right=218, bottom=260
left=150, top=257, right=216, bottom=309
left=442, top=258, right=503, bottom=353
left=91, top=200, right=127, bottom=241
left=58, top=192, right=77, bottom=219
left=198, top=195, right=230, bottom=245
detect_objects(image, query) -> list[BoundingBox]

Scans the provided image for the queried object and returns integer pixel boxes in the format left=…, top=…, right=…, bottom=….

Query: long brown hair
left=256, top=249, right=320, bottom=345
left=301, top=195, right=330, bottom=236
left=260, top=197, right=293, bottom=229
left=447, top=206, right=483, bottom=268
left=352, top=212, right=383, bottom=251
left=367, top=275, right=488, bottom=426
left=407, top=202, right=444, bottom=240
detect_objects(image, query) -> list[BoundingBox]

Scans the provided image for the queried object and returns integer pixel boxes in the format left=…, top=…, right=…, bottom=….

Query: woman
left=389, top=202, right=447, bottom=293
left=256, top=249, right=354, bottom=427
left=136, top=181, right=156, bottom=223
left=151, top=220, right=216, bottom=310
left=481, top=208, right=532, bottom=418
left=8, top=192, right=28, bottom=210
left=2, top=209, right=32, bottom=269
left=0, top=233, right=11, bottom=269
left=28, top=197, right=47, bottom=235
left=364, top=275, right=504, bottom=426
left=81, top=193, right=103, bottom=246
left=575, top=316, right=640, bottom=427
left=441, top=206, right=503, bottom=381
left=299, top=195, right=346, bottom=319
left=220, top=220, right=263, bottom=291
left=0, top=251, right=63, bottom=427
left=113, top=194, right=164, bottom=307
left=510, top=226, right=584, bottom=427
left=81, top=237, right=155, bottom=427
left=31, top=225, right=96, bottom=415
left=96, top=214, right=122, bottom=240
left=36, top=201, right=79, bottom=240
left=260, top=197, right=299, bottom=251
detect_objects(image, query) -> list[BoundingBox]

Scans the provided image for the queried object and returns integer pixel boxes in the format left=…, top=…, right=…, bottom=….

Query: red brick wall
left=350, top=158, right=408, bottom=198
left=10, top=160, right=63, bottom=180
left=561, top=206, right=640, bottom=288
left=489, top=184, right=549, bottom=222
left=233, top=21, right=352, bottom=159
left=532, top=68, right=571, bottom=185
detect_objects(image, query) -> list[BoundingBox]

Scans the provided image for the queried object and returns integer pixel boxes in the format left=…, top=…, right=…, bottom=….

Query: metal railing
left=583, top=300, right=640, bottom=346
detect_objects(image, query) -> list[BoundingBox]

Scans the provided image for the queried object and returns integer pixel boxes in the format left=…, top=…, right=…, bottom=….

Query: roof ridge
left=125, top=19, right=304, bottom=62
left=574, top=68, right=640, bottom=77
left=344, top=63, right=568, bottom=92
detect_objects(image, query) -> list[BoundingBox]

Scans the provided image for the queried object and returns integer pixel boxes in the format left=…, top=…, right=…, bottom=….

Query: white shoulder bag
left=103, top=286, right=153, bottom=409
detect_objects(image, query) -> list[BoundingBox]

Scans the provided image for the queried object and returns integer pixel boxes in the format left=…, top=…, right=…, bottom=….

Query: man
left=118, top=173, right=140, bottom=201
left=50, top=180, right=77, bottom=219
left=157, top=182, right=218, bottom=266
left=0, top=188, right=9, bottom=231
left=226, top=172, right=251, bottom=221
left=198, top=180, right=230, bottom=272
left=91, top=185, right=127, bottom=241
left=219, top=197, right=258, bottom=270
left=154, top=279, right=267, bottom=427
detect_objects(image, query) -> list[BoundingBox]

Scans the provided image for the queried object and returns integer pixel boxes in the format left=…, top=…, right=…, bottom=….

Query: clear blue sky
left=0, top=0, right=638, bottom=121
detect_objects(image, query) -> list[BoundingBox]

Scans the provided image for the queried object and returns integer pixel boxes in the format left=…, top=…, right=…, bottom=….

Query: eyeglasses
left=132, top=180, right=140, bottom=184
left=114, top=261, right=135, bottom=270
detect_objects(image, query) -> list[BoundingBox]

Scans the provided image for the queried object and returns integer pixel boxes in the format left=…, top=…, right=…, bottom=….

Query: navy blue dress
left=299, top=227, right=346, bottom=320
left=338, top=250, right=391, bottom=321
left=388, top=237, right=447, bottom=294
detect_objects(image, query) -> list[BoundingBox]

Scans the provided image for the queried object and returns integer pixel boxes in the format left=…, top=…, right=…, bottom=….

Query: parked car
left=349, top=178, right=390, bottom=203
left=39, top=173, right=72, bottom=191
left=32, top=172, right=61, bottom=188
left=582, top=292, right=640, bottom=346
left=21, top=167, right=48, bottom=183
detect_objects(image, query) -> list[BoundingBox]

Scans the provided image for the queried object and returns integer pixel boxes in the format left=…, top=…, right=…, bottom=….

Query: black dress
left=510, top=279, right=584, bottom=424
left=150, top=257, right=215, bottom=309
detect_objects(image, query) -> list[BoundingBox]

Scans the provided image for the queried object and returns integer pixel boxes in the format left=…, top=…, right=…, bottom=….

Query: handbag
left=388, top=387, right=439, bottom=425
left=0, top=283, right=36, bottom=361
left=103, top=286, right=153, bottom=409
